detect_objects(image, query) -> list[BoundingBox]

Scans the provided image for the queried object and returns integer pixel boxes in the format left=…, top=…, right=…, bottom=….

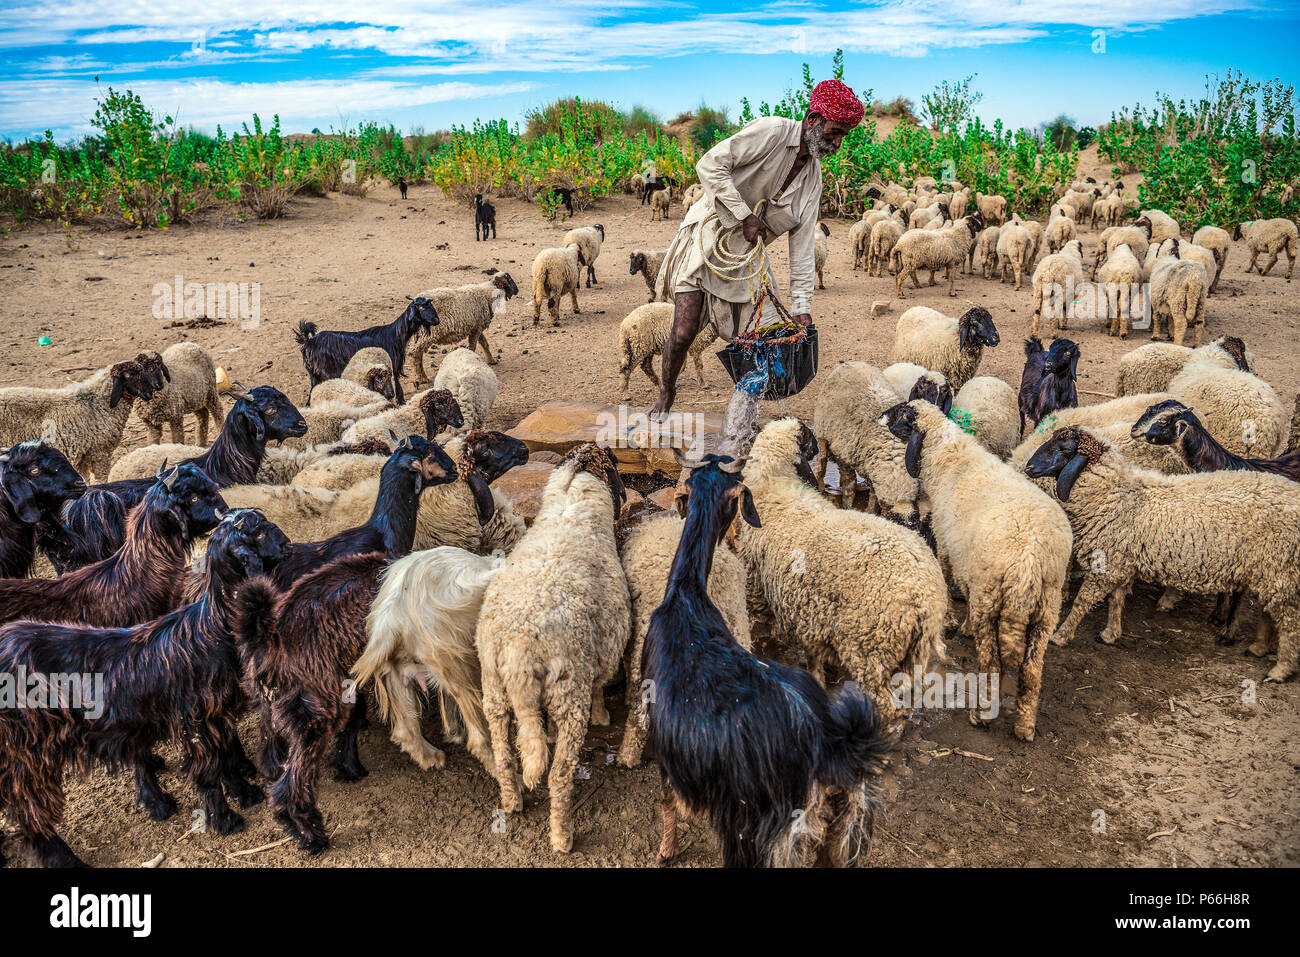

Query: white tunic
left=655, top=116, right=822, bottom=339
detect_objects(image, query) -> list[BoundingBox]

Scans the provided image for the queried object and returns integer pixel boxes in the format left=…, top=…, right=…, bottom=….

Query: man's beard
left=805, top=120, right=834, bottom=158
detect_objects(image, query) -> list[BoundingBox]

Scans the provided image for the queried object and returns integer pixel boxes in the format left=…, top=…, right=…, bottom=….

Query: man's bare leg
left=650, top=290, right=705, bottom=418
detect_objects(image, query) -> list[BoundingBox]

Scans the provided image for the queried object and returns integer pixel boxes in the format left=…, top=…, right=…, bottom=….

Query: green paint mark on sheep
left=948, top=408, right=978, bottom=435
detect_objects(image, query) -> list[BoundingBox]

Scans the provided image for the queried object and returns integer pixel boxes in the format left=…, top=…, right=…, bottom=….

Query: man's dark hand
left=793, top=313, right=812, bottom=326
left=742, top=214, right=769, bottom=245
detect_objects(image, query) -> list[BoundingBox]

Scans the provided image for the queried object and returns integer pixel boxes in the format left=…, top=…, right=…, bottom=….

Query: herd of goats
left=0, top=177, right=1297, bottom=869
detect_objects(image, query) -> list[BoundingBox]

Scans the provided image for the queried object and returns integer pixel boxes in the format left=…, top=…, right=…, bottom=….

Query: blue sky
left=1, top=1, right=1296, bottom=142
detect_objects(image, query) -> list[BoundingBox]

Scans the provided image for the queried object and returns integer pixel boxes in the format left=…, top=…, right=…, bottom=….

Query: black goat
left=0, top=509, right=290, bottom=867
left=641, top=175, right=678, bottom=206
left=1018, top=336, right=1079, bottom=435
left=1133, top=399, right=1300, bottom=482
left=295, top=298, right=439, bottom=403
left=398, top=177, right=408, bottom=200
left=0, top=442, right=85, bottom=579
left=270, top=434, right=457, bottom=589
left=0, top=463, right=225, bottom=629
left=547, top=186, right=576, bottom=216
left=644, top=453, right=894, bottom=868
left=474, top=193, right=496, bottom=240
left=37, top=385, right=305, bottom=571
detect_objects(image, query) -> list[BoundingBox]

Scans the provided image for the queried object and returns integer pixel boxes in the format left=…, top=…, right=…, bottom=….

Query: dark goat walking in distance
left=474, top=193, right=496, bottom=240
left=644, top=453, right=895, bottom=868
left=0, top=442, right=85, bottom=579
left=36, top=384, right=305, bottom=572
left=295, top=298, right=439, bottom=403
left=1018, top=337, right=1079, bottom=435
left=0, top=509, right=291, bottom=868
left=0, top=463, right=226, bottom=629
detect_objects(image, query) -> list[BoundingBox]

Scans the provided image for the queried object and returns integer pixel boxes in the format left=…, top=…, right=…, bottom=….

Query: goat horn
left=228, top=381, right=253, bottom=400
left=162, top=467, right=178, bottom=490
left=719, top=456, right=747, bottom=474
left=672, top=447, right=703, bottom=469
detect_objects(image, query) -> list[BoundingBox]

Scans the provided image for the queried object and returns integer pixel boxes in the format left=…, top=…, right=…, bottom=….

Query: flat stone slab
left=491, top=461, right=555, bottom=524
left=509, top=400, right=749, bottom=475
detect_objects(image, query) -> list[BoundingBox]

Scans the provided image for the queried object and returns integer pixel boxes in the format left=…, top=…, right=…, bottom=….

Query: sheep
left=135, top=342, right=223, bottom=446
left=0, top=509, right=290, bottom=867
left=814, top=222, right=830, bottom=288
left=475, top=444, right=630, bottom=853
left=909, top=202, right=948, bottom=230
left=1092, top=193, right=1128, bottom=229
left=1018, top=337, right=1080, bottom=434
left=563, top=224, right=604, bottom=288
left=647, top=450, right=895, bottom=868
left=849, top=219, right=872, bottom=270
left=738, top=419, right=948, bottom=713
left=339, top=388, right=464, bottom=445
left=1062, top=188, right=1099, bottom=220
left=882, top=400, right=1073, bottom=740
left=424, top=346, right=497, bottom=432
left=892, top=304, right=1000, bottom=392
left=1096, top=242, right=1144, bottom=338
left=252, top=439, right=388, bottom=486
left=1044, top=211, right=1077, bottom=255
left=474, top=193, right=496, bottom=241
left=1191, top=225, right=1231, bottom=293
left=1093, top=225, right=1150, bottom=276
left=408, top=272, right=519, bottom=379
left=0, top=355, right=163, bottom=482
left=892, top=214, right=983, bottom=297
left=306, top=376, right=391, bottom=409
left=1145, top=237, right=1218, bottom=292
left=0, top=463, right=225, bottom=628
left=1008, top=215, right=1043, bottom=267
left=1233, top=218, right=1298, bottom=280
left=995, top=222, right=1033, bottom=289
left=681, top=183, right=704, bottom=210
left=629, top=249, right=668, bottom=302
left=1149, top=258, right=1208, bottom=346
left=948, top=188, right=970, bottom=220
left=1030, top=239, right=1086, bottom=338
left=340, top=347, right=396, bottom=396
left=973, top=192, right=1007, bottom=225
left=973, top=225, right=1000, bottom=278
left=629, top=173, right=645, bottom=201
left=616, top=511, right=752, bottom=768
left=1115, top=336, right=1254, bottom=397
left=867, top=218, right=904, bottom=276
left=277, top=396, right=391, bottom=451
left=1136, top=210, right=1181, bottom=245
left=649, top=184, right=673, bottom=220
left=0, top=442, right=86, bottom=579
left=1133, top=399, right=1300, bottom=484
left=617, top=302, right=717, bottom=394
left=813, top=362, right=921, bottom=522
left=1168, top=363, right=1289, bottom=457
left=295, top=298, right=439, bottom=403
left=880, top=361, right=936, bottom=401
left=951, top=376, right=1021, bottom=459
left=531, top=244, right=584, bottom=325
left=1024, top=426, right=1300, bottom=682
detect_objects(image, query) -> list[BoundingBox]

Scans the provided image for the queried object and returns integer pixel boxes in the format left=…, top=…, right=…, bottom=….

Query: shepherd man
left=650, top=78, right=864, bottom=418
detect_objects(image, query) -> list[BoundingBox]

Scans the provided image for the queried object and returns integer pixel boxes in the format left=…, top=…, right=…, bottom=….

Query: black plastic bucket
left=716, top=325, right=819, bottom=400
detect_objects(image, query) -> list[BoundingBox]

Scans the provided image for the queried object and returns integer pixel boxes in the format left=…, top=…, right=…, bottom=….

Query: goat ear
left=1056, top=453, right=1089, bottom=502
left=249, top=408, right=265, bottom=444
left=1, top=471, right=39, bottom=524
left=465, top=470, right=495, bottom=527
left=739, top=486, right=761, bottom=528
left=110, top=373, right=126, bottom=408
left=905, top=429, right=925, bottom=479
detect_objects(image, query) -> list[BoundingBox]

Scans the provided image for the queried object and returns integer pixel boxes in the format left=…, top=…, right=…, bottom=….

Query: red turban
left=809, top=79, right=864, bottom=126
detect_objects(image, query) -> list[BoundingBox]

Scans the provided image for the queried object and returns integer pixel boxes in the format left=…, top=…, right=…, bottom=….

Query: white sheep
left=617, top=302, right=717, bottom=393
left=408, top=271, right=517, bottom=380
left=995, top=222, right=1034, bottom=289
left=531, top=245, right=583, bottom=325
left=340, top=388, right=463, bottom=445
left=563, top=224, right=604, bottom=288
left=280, top=396, right=392, bottom=450
left=475, top=446, right=630, bottom=853
left=0, top=355, right=160, bottom=481
left=849, top=219, right=872, bottom=270
left=1030, top=239, right=1085, bottom=339
left=617, top=512, right=751, bottom=767
left=950, top=375, right=1021, bottom=459
left=1148, top=258, right=1208, bottom=346
left=136, top=342, right=223, bottom=446
left=1093, top=225, right=1150, bottom=276
left=1023, top=425, right=1300, bottom=682
left=973, top=192, right=1007, bottom=225
left=1144, top=237, right=1218, bottom=292
left=1137, top=210, right=1182, bottom=244
left=1191, top=225, right=1231, bottom=293
left=893, top=215, right=982, bottom=297
left=882, top=400, right=1073, bottom=740
left=893, top=304, right=1000, bottom=392
left=1234, top=218, right=1298, bottom=280
left=1044, top=211, right=1077, bottom=255
left=1168, top=363, right=1289, bottom=456
left=868, top=219, right=904, bottom=277
left=973, top=225, right=1000, bottom=278
left=1095, top=242, right=1144, bottom=338
left=432, top=347, right=498, bottom=431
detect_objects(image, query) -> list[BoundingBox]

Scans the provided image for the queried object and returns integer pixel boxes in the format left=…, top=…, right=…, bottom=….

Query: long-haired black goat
left=474, top=193, right=496, bottom=241
left=295, top=298, right=439, bottom=403
left=1133, top=399, right=1300, bottom=482
left=37, top=385, right=304, bottom=572
left=1018, top=336, right=1079, bottom=435
left=0, top=463, right=225, bottom=628
left=0, top=509, right=290, bottom=867
left=0, top=442, right=86, bottom=579
left=236, top=551, right=390, bottom=855
left=644, top=453, right=895, bottom=868
left=270, top=434, right=457, bottom=589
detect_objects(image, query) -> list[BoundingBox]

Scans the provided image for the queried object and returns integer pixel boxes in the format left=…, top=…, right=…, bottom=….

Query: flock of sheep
left=0, top=168, right=1297, bottom=868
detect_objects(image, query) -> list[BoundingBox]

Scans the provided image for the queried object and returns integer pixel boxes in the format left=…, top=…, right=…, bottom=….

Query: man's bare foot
left=650, top=390, right=675, bottom=420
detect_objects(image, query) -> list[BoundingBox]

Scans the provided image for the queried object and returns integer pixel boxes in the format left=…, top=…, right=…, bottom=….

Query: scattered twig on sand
left=1146, top=827, right=1178, bottom=841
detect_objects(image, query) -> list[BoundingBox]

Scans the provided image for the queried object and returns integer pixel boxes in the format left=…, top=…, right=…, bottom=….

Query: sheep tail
left=235, top=577, right=279, bottom=656
left=294, top=321, right=317, bottom=345
left=618, top=328, right=635, bottom=378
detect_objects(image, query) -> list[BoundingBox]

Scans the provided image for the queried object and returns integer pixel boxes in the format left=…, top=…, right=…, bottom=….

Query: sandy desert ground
left=1, top=144, right=1298, bottom=868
